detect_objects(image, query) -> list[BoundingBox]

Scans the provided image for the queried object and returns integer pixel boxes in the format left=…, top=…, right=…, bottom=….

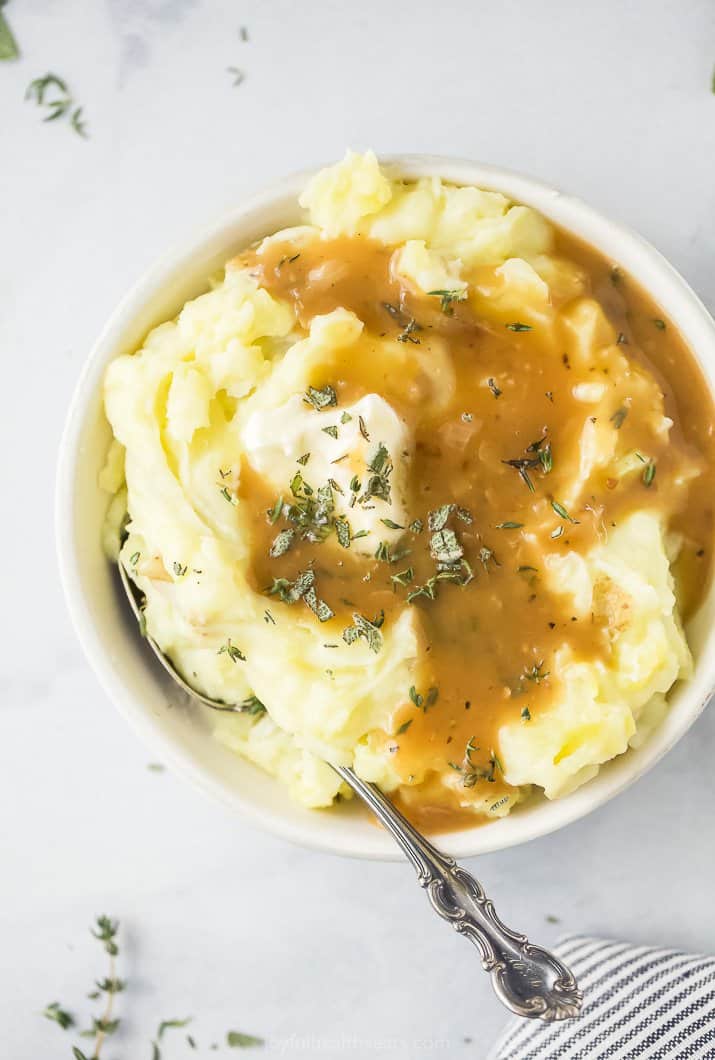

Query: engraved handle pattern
left=335, top=766, right=582, bottom=1021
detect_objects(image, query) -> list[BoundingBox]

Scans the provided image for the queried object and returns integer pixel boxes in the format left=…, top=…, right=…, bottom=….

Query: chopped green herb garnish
left=358, top=443, right=393, bottom=504
left=521, top=706, right=531, bottom=721
left=296, top=452, right=311, bottom=466
left=409, top=518, right=423, bottom=534
left=217, top=639, right=246, bottom=663
left=43, top=1002, right=75, bottom=1030
left=430, top=528, right=464, bottom=564
left=427, top=288, right=468, bottom=315
left=496, top=521, right=523, bottom=529
left=642, top=460, right=656, bottom=487
left=278, top=475, right=337, bottom=543
left=428, top=504, right=453, bottom=532
left=334, top=516, right=351, bottom=548
left=502, top=458, right=536, bottom=491
left=409, top=685, right=439, bottom=710
left=129, top=551, right=140, bottom=566
left=652, top=318, right=666, bottom=330
left=340, top=411, right=352, bottom=424
left=551, top=499, right=578, bottom=523
left=158, top=1019, right=193, bottom=1040
left=390, top=567, right=414, bottom=587
left=322, top=426, right=339, bottom=439
left=487, top=377, right=502, bottom=398
left=303, top=384, right=337, bottom=411
left=220, top=486, right=237, bottom=505
left=380, top=518, right=404, bottom=530
left=269, top=528, right=295, bottom=557
left=397, top=318, right=421, bottom=344
left=478, top=546, right=499, bottom=571
left=266, top=568, right=333, bottom=622
left=505, top=322, right=532, bottom=332
left=25, top=73, right=88, bottom=136
left=172, top=562, right=188, bottom=577
left=342, top=612, right=384, bottom=653
left=610, top=407, right=628, bottom=429
left=396, top=719, right=413, bottom=735
left=267, top=496, right=284, bottom=524
left=522, top=661, right=549, bottom=684
left=304, top=586, right=335, bottom=622
left=227, top=1030, right=265, bottom=1048
left=374, top=541, right=390, bottom=563
left=358, top=415, right=370, bottom=441
left=539, top=441, right=553, bottom=473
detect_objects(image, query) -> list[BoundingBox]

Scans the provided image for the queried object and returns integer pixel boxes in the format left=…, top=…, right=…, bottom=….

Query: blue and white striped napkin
left=489, top=935, right=715, bottom=1059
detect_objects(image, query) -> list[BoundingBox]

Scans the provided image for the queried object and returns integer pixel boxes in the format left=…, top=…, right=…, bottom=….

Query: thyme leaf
left=227, top=1031, right=265, bottom=1048
left=409, top=685, right=439, bottom=711
left=427, top=288, right=467, bottom=315
left=550, top=499, right=578, bottom=523
left=43, top=1002, right=75, bottom=1030
left=217, top=639, right=246, bottom=663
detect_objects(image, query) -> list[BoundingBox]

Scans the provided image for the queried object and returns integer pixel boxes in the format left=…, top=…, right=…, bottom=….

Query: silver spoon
left=118, top=559, right=582, bottom=1021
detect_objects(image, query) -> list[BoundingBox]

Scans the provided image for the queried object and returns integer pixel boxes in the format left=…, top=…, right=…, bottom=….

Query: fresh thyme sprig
left=70, top=917, right=123, bottom=1059
left=44, top=915, right=264, bottom=1055
left=448, top=739, right=503, bottom=787
left=25, top=72, right=88, bottom=136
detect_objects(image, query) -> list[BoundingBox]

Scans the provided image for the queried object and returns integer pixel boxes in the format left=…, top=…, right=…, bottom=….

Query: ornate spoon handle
left=334, top=766, right=582, bottom=1022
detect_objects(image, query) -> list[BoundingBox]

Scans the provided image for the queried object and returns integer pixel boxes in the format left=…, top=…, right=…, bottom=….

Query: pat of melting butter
left=242, top=392, right=410, bottom=553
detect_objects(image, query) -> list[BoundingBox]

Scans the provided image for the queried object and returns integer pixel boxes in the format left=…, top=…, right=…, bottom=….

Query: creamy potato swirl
left=102, top=152, right=714, bottom=827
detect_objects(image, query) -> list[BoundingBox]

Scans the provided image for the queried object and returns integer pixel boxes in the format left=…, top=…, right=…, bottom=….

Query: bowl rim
left=56, top=154, right=715, bottom=860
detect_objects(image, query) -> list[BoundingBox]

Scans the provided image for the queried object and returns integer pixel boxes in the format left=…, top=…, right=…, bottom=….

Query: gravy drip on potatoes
left=234, top=230, right=715, bottom=829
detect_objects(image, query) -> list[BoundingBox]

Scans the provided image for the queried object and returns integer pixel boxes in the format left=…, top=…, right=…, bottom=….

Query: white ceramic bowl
left=56, top=156, right=715, bottom=860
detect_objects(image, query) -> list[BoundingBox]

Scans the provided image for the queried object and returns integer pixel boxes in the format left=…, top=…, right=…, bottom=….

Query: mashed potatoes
left=102, top=151, right=710, bottom=823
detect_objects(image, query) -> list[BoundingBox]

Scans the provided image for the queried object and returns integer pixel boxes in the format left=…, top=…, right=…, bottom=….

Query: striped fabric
left=488, top=935, right=715, bottom=1059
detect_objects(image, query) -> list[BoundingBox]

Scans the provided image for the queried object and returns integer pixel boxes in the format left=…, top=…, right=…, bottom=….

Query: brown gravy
left=234, top=224, right=715, bottom=829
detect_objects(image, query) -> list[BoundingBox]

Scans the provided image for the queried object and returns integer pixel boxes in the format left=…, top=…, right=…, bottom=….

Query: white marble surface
left=3, top=1, right=715, bottom=1057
